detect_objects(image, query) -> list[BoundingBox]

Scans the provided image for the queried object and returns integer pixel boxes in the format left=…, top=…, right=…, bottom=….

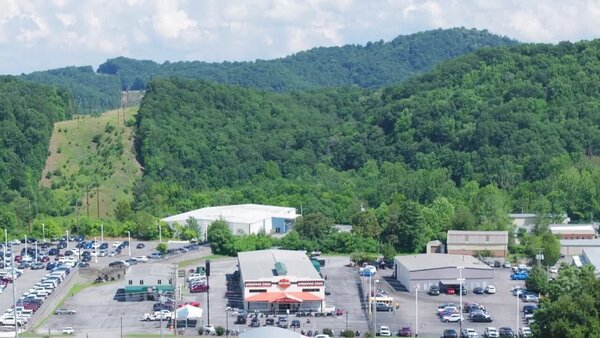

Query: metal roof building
left=560, top=239, right=600, bottom=256
left=393, top=254, right=493, bottom=293
left=581, top=248, right=600, bottom=277
left=237, top=250, right=325, bottom=313
left=446, top=230, right=509, bottom=257
left=550, top=225, right=597, bottom=240
left=162, top=204, right=299, bottom=237
left=123, top=263, right=174, bottom=301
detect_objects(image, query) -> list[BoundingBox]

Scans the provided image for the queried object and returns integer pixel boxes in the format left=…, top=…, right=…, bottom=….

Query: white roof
left=394, top=254, right=492, bottom=272
left=238, top=249, right=321, bottom=281
left=560, top=239, right=600, bottom=247
left=240, top=327, right=304, bottom=338
left=161, top=204, right=298, bottom=224
left=550, top=225, right=596, bottom=234
left=582, top=248, right=600, bottom=271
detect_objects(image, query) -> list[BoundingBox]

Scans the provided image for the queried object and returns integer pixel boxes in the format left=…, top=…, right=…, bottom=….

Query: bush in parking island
left=341, top=330, right=356, bottom=337
left=215, top=326, right=225, bottom=336
left=323, top=328, right=333, bottom=335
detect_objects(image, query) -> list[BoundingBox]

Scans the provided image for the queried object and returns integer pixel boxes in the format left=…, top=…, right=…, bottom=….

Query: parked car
left=518, top=327, right=532, bottom=337
left=484, top=327, right=500, bottom=338
left=523, top=294, right=539, bottom=303
left=511, top=273, right=529, bottom=280
left=290, top=319, right=301, bottom=328
left=30, top=262, right=45, bottom=270
left=428, top=285, right=441, bottom=295
left=461, top=328, right=479, bottom=338
left=442, top=329, right=459, bottom=338
left=470, top=313, right=493, bottom=323
left=378, top=325, right=392, bottom=337
left=473, top=287, right=485, bottom=294
left=55, top=308, right=76, bottom=315
left=498, top=327, right=515, bottom=338
left=442, top=313, right=463, bottom=323
left=485, top=285, right=497, bottom=294
left=62, top=327, right=74, bottom=334
left=398, top=326, right=412, bottom=337
left=190, top=284, right=209, bottom=293
left=503, top=262, right=512, bottom=268
left=136, top=243, right=145, bottom=249
left=375, top=302, right=393, bottom=312
left=549, top=266, right=559, bottom=274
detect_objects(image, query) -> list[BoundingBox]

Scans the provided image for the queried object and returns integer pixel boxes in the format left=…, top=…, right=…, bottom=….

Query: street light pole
left=373, top=279, right=379, bottom=337
left=158, top=222, right=162, bottom=244
left=457, top=266, right=465, bottom=333
left=516, top=288, right=520, bottom=335
left=65, top=230, right=69, bottom=251
left=94, top=237, right=98, bottom=264
left=100, top=224, right=104, bottom=244
left=127, top=231, right=131, bottom=256
left=414, top=285, right=419, bottom=337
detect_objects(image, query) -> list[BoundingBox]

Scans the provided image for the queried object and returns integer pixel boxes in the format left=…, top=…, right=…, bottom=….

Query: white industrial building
left=560, top=239, right=600, bottom=256
left=580, top=248, right=600, bottom=277
left=394, top=254, right=493, bottom=292
left=238, top=249, right=325, bottom=313
left=161, top=204, right=299, bottom=237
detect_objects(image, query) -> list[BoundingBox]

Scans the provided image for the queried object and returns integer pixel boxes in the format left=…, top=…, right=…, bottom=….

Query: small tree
left=156, top=243, right=168, bottom=255
left=323, top=328, right=333, bottom=336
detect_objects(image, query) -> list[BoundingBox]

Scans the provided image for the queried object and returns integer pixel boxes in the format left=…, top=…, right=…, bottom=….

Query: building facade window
left=302, top=288, right=320, bottom=292
left=140, top=280, right=144, bottom=285
left=249, top=289, right=267, bottom=293
left=157, top=280, right=162, bottom=285
left=128, top=280, right=132, bottom=285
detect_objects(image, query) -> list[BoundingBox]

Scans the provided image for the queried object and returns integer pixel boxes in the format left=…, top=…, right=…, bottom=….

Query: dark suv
left=442, top=329, right=458, bottom=338
left=429, top=285, right=441, bottom=296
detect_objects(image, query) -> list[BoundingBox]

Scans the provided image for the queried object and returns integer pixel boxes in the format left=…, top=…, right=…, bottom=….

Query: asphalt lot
left=34, top=240, right=211, bottom=337
left=376, top=265, right=529, bottom=338
left=31, top=249, right=535, bottom=338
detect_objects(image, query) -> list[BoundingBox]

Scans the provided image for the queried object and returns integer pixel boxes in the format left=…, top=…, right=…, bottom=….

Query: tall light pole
left=42, top=223, right=45, bottom=243
left=94, top=237, right=98, bottom=264
left=65, top=230, right=69, bottom=251
left=3, top=229, right=7, bottom=268
left=457, top=266, right=465, bottom=333
left=127, top=231, right=131, bottom=256
left=516, top=288, right=520, bottom=335
left=414, top=285, right=419, bottom=337
left=100, top=224, right=104, bottom=244
left=11, top=244, right=18, bottom=338
left=25, top=235, right=28, bottom=255
left=158, top=221, right=162, bottom=244
left=373, top=279, right=379, bottom=337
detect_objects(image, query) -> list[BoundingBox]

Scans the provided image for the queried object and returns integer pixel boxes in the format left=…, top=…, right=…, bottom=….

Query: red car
left=38, top=256, right=50, bottom=262
left=178, top=301, right=201, bottom=308
left=190, top=284, right=209, bottom=293
left=14, top=255, right=22, bottom=263
left=398, top=326, right=412, bottom=337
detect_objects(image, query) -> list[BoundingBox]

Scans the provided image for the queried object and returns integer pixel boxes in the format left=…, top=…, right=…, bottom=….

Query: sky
left=1, top=0, right=599, bottom=75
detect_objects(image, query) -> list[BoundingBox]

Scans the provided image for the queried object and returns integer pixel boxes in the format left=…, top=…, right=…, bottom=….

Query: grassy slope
left=40, top=106, right=142, bottom=219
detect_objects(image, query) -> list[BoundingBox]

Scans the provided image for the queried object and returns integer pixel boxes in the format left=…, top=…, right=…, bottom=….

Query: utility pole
left=86, top=190, right=90, bottom=217
left=172, top=264, right=178, bottom=336
left=96, top=185, right=100, bottom=219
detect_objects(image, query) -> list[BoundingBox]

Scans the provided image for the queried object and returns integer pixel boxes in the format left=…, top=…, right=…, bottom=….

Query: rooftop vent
left=274, top=262, right=287, bottom=276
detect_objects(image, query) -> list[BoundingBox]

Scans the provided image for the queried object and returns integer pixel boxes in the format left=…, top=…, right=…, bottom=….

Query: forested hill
left=20, top=66, right=121, bottom=114
left=99, top=28, right=517, bottom=91
left=134, top=39, right=600, bottom=236
left=0, top=76, right=74, bottom=228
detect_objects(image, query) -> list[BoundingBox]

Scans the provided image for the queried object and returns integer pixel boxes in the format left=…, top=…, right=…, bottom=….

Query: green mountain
left=0, top=76, right=74, bottom=230
left=133, top=39, right=600, bottom=228
left=99, top=28, right=518, bottom=91
left=20, top=66, right=122, bottom=114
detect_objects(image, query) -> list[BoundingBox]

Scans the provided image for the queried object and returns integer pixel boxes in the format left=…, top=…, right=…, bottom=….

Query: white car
left=378, top=326, right=392, bottom=336
left=524, top=294, right=539, bottom=303
left=112, top=242, right=122, bottom=247
left=462, top=328, right=479, bottom=338
left=62, top=327, right=74, bottom=334
left=484, top=327, right=499, bottom=338
left=134, top=256, right=148, bottom=263
left=518, top=327, right=533, bottom=337
left=442, top=313, right=463, bottom=322
left=485, top=285, right=497, bottom=294
left=549, top=266, right=559, bottom=274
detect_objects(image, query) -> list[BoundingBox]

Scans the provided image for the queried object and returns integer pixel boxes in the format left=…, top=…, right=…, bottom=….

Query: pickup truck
left=142, top=310, right=172, bottom=321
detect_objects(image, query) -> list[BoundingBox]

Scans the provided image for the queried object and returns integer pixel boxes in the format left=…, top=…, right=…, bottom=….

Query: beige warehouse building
left=446, top=230, right=509, bottom=257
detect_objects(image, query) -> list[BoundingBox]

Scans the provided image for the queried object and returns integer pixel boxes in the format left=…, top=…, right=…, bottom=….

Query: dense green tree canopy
left=98, top=28, right=517, bottom=91
left=0, top=76, right=74, bottom=231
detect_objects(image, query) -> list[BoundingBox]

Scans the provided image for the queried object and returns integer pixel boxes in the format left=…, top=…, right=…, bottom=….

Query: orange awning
left=245, top=292, right=324, bottom=303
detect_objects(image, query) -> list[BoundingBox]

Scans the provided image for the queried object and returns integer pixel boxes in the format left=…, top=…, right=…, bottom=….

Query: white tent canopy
left=175, top=304, right=203, bottom=320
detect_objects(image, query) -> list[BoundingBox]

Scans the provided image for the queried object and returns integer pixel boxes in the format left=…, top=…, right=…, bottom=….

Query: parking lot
left=30, top=248, right=535, bottom=337
left=375, top=266, right=529, bottom=337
